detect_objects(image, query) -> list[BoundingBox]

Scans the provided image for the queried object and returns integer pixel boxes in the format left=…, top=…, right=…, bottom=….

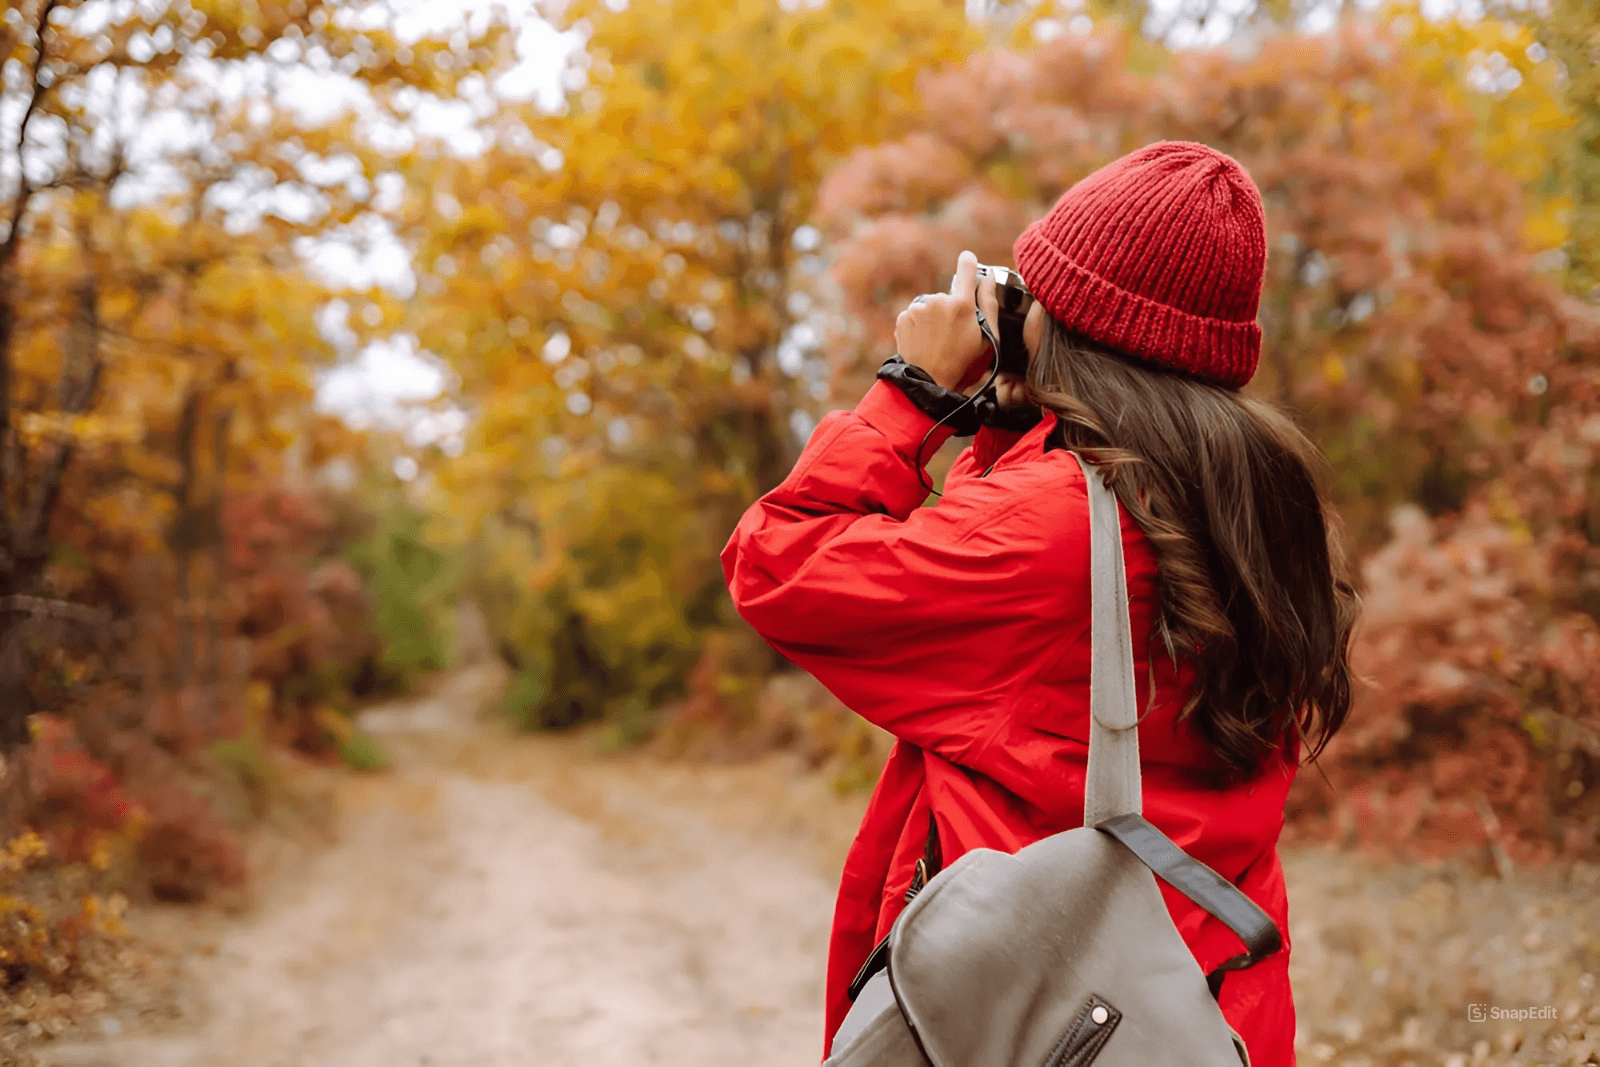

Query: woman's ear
left=1023, top=300, right=1045, bottom=360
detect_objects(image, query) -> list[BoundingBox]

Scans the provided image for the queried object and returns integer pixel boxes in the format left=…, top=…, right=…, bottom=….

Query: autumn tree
left=811, top=8, right=1599, bottom=859
left=1518, top=0, right=1600, bottom=298
left=406, top=0, right=978, bottom=732
left=818, top=6, right=1575, bottom=540
left=0, top=0, right=507, bottom=753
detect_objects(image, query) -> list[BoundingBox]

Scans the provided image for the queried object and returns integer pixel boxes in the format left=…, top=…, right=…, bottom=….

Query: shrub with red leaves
left=225, top=485, right=381, bottom=752
left=14, top=712, right=249, bottom=902
left=19, top=716, right=137, bottom=865
left=125, top=778, right=248, bottom=902
left=0, top=476, right=388, bottom=909
left=1287, top=504, right=1600, bottom=865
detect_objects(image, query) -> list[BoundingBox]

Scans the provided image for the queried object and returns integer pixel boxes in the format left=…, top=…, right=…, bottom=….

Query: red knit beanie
left=1012, top=141, right=1266, bottom=389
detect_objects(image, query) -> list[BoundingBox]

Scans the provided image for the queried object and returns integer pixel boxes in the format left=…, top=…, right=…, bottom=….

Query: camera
left=973, top=264, right=1035, bottom=377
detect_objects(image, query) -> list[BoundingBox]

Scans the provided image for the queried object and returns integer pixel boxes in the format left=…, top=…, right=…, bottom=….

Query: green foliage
left=503, top=666, right=552, bottom=731
left=593, top=695, right=660, bottom=752
left=205, top=737, right=272, bottom=822
left=336, top=733, right=392, bottom=774
left=343, top=487, right=455, bottom=689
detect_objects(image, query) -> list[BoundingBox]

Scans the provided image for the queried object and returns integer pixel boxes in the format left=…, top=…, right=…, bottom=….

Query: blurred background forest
left=0, top=0, right=1597, bottom=1023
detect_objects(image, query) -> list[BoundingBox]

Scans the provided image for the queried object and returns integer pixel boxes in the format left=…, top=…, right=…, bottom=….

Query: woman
left=721, top=141, right=1357, bottom=1066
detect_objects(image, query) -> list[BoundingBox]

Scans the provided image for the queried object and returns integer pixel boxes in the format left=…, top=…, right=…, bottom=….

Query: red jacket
left=722, top=380, right=1298, bottom=1065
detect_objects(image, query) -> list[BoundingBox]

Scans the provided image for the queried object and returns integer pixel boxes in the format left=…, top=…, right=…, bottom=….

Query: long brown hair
left=1026, top=321, right=1359, bottom=781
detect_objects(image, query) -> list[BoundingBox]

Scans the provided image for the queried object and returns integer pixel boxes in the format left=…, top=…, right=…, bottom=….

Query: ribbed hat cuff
left=1014, top=226, right=1262, bottom=390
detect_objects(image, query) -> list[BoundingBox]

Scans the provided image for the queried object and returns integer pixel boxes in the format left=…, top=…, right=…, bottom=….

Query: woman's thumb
left=949, top=250, right=978, bottom=297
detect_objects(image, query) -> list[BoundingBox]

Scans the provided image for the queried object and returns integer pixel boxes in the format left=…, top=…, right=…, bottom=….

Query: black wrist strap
left=877, top=356, right=1044, bottom=436
left=877, top=356, right=982, bottom=436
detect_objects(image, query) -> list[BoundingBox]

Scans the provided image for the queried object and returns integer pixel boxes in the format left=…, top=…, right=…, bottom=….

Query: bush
left=0, top=833, right=128, bottom=995
left=335, top=732, right=391, bottom=773
left=1286, top=503, right=1600, bottom=866
left=17, top=717, right=137, bottom=867
left=220, top=483, right=416, bottom=753
left=21, top=713, right=247, bottom=903
left=464, top=463, right=726, bottom=737
left=657, top=663, right=895, bottom=791
left=310, top=704, right=390, bottom=773
left=341, top=489, right=455, bottom=691
left=204, top=736, right=273, bottom=821
left=126, top=778, right=247, bottom=904
left=0, top=472, right=406, bottom=914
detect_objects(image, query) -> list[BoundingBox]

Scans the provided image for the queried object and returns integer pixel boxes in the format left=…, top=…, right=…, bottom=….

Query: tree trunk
left=168, top=388, right=202, bottom=689
left=0, top=617, right=35, bottom=754
left=205, top=406, right=233, bottom=690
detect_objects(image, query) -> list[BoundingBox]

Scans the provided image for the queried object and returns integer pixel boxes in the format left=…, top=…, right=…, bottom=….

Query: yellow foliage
left=403, top=0, right=979, bottom=733
left=3, top=832, right=49, bottom=870
left=0, top=833, right=127, bottom=990
left=0, top=0, right=518, bottom=770
left=1385, top=2, right=1577, bottom=251
left=1323, top=355, right=1347, bottom=388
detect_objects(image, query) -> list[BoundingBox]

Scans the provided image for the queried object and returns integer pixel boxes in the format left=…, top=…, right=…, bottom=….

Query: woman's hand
left=894, top=251, right=1000, bottom=392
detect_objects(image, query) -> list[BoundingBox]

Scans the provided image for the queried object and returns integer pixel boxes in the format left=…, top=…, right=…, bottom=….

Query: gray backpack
left=824, top=456, right=1281, bottom=1067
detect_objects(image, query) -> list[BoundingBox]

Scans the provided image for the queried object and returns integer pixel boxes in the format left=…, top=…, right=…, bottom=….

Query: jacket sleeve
left=721, top=381, right=1083, bottom=763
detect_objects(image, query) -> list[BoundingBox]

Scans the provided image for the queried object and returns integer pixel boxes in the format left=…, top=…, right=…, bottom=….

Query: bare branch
left=0, top=0, right=62, bottom=548
left=0, top=594, right=109, bottom=628
left=0, top=0, right=61, bottom=273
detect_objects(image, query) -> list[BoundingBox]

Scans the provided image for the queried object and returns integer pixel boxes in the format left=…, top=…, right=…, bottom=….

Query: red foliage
left=126, top=778, right=248, bottom=902
left=225, top=485, right=380, bottom=752
left=20, top=716, right=137, bottom=864
left=813, top=25, right=1600, bottom=862
left=1287, top=504, right=1600, bottom=864
left=1, top=478, right=382, bottom=904
left=13, top=710, right=248, bottom=902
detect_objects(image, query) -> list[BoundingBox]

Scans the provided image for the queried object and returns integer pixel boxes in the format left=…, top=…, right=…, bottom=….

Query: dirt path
left=27, top=661, right=1600, bottom=1067
left=36, top=664, right=868, bottom=1067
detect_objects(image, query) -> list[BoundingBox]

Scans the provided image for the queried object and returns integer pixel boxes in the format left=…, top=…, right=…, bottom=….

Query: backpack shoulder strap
left=1078, top=455, right=1142, bottom=826
left=1076, top=454, right=1284, bottom=981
